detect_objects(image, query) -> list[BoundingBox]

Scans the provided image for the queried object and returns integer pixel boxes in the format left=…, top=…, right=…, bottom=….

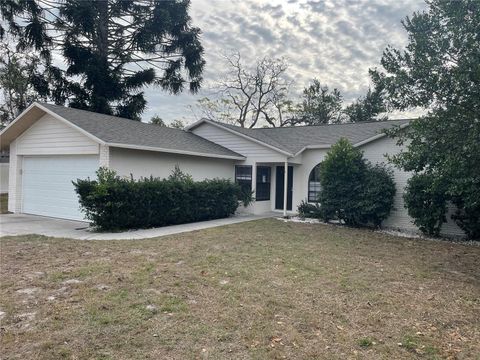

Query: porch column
left=251, top=161, right=257, bottom=200
left=283, top=160, right=288, bottom=217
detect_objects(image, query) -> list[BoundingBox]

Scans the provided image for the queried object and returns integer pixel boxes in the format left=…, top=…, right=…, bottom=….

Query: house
left=0, top=102, right=463, bottom=237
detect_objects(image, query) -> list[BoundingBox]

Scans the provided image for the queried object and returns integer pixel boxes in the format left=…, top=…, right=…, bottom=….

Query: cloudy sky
left=144, top=0, right=427, bottom=124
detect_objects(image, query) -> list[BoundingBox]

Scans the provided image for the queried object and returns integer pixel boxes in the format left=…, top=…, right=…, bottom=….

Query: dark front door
left=275, top=166, right=293, bottom=211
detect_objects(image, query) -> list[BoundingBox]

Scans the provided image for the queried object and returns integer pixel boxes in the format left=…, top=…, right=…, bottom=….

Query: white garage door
left=22, top=155, right=98, bottom=221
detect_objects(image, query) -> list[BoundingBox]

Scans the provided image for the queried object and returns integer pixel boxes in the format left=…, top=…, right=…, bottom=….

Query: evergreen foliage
left=0, top=0, right=205, bottom=120
left=73, top=167, right=244, bottom=231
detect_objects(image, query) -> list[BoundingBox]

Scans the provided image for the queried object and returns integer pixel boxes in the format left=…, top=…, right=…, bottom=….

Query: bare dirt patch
left=1, top=219, right=479, bottom=359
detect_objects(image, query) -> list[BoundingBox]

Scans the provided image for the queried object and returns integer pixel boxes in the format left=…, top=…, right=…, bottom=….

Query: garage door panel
left=22, top=155, right=98, bottom=221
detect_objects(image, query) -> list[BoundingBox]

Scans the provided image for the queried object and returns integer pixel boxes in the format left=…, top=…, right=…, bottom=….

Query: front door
left=275, top=166, right=293, bottom=211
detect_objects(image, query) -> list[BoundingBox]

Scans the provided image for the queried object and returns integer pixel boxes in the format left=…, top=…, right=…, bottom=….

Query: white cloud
left=143, top=0, right=427, bottom=123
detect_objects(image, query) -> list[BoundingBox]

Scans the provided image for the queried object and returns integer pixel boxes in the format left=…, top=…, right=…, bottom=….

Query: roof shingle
left=39, top=103, right=244, bottom=159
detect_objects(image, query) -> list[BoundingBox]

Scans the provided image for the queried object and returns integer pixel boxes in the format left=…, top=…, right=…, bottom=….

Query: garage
left=22, top=155, right=98, bottom=221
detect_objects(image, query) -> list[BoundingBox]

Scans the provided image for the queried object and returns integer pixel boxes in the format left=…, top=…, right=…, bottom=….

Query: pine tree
left=0, top=0, right=205, bottom=120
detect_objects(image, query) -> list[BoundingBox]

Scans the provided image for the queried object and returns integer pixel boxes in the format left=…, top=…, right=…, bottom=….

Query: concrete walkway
left=0, top=213, right=276, bottom=240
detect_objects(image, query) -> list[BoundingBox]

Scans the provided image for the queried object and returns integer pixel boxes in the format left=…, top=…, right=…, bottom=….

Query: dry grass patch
left=0, top=219, right=479, bottom=359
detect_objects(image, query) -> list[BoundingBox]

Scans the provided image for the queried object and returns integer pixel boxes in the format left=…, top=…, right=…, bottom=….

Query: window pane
left=236, top=166, right=252, bottom=195
left=256, top=166, right=271, bottom=201
left=235, top=165, right=252, bottom=181
left=308, top=164, right=322, bottom=202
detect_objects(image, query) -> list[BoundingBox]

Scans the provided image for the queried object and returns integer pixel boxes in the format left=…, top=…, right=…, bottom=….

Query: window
left=308, top=164, right=322, bottom=202
left=235, top=165, right=252, bottom=195
left=256, top=166, right=271, bottom=201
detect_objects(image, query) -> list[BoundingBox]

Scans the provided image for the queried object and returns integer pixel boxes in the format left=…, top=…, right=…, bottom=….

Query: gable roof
left=0, top=103, right=245, bottom=160
left=188, top=118, right=410, bottom=156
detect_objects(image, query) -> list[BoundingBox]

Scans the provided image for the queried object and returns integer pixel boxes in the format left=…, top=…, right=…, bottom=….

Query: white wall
left=109, top=147, right=236, bottom=181
left=8, top=114, right=100, bottom=213
left=16, top=114, right=99, bottom=155
left=0, top=163, right=8, bottom=194
left=192, top=123, right=286, bottom=162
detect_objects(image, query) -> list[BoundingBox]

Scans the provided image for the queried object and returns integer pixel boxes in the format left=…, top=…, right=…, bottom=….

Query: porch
left=235, top=161, right=298, bottom=216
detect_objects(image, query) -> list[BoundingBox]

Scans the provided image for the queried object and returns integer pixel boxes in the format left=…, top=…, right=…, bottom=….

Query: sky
left=143, top=0, right=427, bottom=125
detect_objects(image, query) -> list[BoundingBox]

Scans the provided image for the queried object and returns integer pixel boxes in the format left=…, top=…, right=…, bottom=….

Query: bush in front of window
left=297, top=200, right=323, bottom=219
left=73, top=167, right=247, bottom=231
left=312, top=138, right=396, bottom=228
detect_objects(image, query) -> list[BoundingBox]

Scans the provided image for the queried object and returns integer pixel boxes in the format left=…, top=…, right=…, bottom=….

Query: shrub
left=359, top=164, right=397, bottom=227
left=403, top=173, right=447, bottom=237
left=297, top=200, right=323, bottom=219
left=317, top=138, right=396, bottom=227
left=73, top=167, right=245, bottom=231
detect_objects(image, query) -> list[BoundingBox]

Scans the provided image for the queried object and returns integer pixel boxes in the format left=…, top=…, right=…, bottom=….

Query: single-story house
left=0, top=102, right=463, bottom=237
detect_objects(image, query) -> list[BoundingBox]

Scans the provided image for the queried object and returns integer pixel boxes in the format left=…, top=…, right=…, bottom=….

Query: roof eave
left=0, top=102, right=106, bottom=150
left=106, top=142, right=246, bottom=160
left=353, top=122, right=410, bottom=148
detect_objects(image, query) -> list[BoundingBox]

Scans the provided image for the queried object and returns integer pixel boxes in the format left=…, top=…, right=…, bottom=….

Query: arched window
left=308, top=164, right=322, bottom=202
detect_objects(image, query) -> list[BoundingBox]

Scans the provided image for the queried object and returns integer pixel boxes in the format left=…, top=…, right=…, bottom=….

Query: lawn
left=0, top=219, right=479, bottom=359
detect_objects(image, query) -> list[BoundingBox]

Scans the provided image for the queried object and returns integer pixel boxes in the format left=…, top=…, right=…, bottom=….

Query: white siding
left=191, top=123, right=286, bottom=161
left=361, top=136, right=464, bottom=237
left=8, top=139, right=22, bottom=212
left=361, top=136, right=417, bottom=231
left=16, top=114, right=99, bottom=155
left=0, top=163, right=8, bottom=194
left=109, top=147, right=235, bottom=181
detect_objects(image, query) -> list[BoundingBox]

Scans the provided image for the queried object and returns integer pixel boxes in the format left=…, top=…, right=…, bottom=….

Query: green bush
left=359, top=164, right=397, bottom=227
left=297, top=200, right=323, bottom=219
left=73, top=167, right=245, bottom=231
left=312, top=138, right=396, bottom=227
left=403, top=174, right=447, bottom=237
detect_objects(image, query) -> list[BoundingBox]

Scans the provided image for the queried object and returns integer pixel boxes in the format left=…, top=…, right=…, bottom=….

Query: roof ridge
left=253, top=118, right=413, bottom=131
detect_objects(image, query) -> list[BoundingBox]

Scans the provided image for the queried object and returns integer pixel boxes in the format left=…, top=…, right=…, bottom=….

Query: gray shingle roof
left=210, top=119, right=410, bottom=154
left=39, top=103, right=244, bottom=159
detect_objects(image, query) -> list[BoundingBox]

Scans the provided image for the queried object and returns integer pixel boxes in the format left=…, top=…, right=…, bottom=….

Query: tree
left=293, top=79, right=343, bottom=125
left=371, top=0, right=480, bottom=239
left=196, top=52, right=293, bottom=128
left=317, top=138, right=395, bottom=227
left=343, top=86, right=388, bottom=123
left=0, top=0, right=205, bottom=120
left=170, top=119, right=185, bottom=129
left=0, top=43, right=43, bottom=126
left=149, top=115, right=166, bottom=127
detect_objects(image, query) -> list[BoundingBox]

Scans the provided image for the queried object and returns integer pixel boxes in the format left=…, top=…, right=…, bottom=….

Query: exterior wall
left=0, top=163, right=8, bottom=194
left=191, top=123, right=286, bottom=161
left=16, top=113, right=99, bottom=155
left=8, top=114, right=101, bottom=214
left=285, top=136, right=464, bottom=237
left=8, top=139, right=22, bottom=212
left=99, top=145, right=110, bottom=167
left=191, top=122, right=289, bottom=214
left=109, top=147, right=236, bottom=181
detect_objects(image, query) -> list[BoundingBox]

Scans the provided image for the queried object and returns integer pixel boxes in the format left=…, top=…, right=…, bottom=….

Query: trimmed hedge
left=73, top=167, right=245, bottom=231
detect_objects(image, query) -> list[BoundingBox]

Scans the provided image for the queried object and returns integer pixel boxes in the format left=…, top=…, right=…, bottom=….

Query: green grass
left=1, top=219, right=479, bottom=359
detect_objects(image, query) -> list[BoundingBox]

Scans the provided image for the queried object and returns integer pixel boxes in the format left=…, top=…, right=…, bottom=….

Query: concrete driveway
left=0, top=213, right=275, bottom=240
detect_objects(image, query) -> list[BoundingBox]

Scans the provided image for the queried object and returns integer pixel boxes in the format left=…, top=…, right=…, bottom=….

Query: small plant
left=297, top=200, right=322, bottom=219
left=358, top=337, right=374, bottom=348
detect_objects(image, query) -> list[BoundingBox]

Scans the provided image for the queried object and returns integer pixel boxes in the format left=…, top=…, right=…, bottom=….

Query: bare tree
left=196, top=52, right=294, bottom=128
